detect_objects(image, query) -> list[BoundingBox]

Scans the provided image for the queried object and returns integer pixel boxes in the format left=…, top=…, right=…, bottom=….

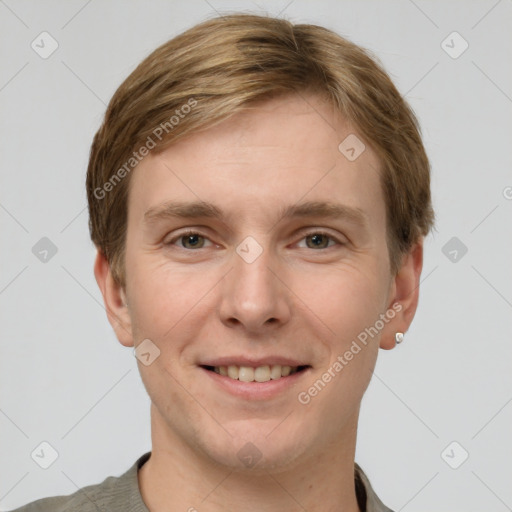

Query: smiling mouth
left=200, top=364, right=311, bottom=383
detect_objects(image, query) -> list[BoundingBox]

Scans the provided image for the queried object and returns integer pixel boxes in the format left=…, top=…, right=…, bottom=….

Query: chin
left=199, top=419, right=313, bottom=473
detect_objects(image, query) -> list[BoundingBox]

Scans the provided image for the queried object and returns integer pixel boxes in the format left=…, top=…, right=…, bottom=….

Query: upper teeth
left=213, top=365, right=298, bottom=382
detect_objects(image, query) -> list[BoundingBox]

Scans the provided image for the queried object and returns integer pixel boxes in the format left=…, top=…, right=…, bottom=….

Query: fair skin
left=94, top=93, right=423, bottom=512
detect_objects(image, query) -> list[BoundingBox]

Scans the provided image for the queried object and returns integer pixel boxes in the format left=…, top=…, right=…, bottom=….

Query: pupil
left=185, top=234, right=201, bottom=247
left=309, top=234, right=327, bottom=248
left=312, top=235, right=323, bottom=245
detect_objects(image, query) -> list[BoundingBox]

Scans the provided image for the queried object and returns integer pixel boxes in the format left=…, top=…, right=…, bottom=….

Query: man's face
left=119, top=93, right=398, bottom=469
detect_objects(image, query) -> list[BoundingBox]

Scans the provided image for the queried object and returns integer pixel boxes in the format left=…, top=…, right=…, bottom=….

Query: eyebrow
left=144, top=201, right=223, bottom=224
left=143, top=200, right=368, bottom=227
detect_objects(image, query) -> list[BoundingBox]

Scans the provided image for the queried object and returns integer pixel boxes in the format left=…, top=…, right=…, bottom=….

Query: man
left=12, top=13, right=433, bottom=512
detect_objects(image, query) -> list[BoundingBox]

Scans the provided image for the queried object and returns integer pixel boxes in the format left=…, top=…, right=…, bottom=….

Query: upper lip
left=199, top=356, right=310, bottom=368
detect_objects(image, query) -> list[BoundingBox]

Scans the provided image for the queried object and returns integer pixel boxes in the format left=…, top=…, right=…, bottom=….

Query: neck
left=138, top=404, right=362, bottom=512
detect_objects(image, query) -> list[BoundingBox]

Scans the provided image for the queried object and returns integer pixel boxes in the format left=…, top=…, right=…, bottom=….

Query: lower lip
left=200, top=366, right=311, bottom=400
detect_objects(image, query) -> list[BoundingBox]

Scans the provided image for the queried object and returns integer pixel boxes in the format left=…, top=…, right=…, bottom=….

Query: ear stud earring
left=395, top=332, right=404, bottom=344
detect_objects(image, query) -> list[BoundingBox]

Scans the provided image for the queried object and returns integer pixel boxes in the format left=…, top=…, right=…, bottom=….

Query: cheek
left=294, top=266, right=384, bottom=420
left=292, top=262, right=387, bottom=345
left=291, top=262, right=386, bottom=402
left=127, top=264, right=204, bottom=402
left=319, top=266, right=385, bottom=384
left=127, top=259, right=220, bottom=346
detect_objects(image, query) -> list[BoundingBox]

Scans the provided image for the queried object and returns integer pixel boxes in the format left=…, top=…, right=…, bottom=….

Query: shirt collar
left=124, top=453, right=393, bottom=512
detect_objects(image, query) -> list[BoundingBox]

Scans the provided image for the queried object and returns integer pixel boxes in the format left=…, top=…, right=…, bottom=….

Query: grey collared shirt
left=10, top=452, right=394, bottom=512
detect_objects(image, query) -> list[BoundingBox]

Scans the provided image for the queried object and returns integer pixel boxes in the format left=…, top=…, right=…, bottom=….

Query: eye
left=298, top=231, right=341, bottom=249
left=165, top=231, right=213, bottom=249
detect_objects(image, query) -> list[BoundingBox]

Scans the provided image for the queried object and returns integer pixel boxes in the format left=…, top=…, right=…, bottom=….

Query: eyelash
left=165, top=229, right=343, bottom=250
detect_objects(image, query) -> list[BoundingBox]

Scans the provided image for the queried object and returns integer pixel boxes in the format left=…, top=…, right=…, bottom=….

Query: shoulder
left=9, top=486, right=103, bottom=512
left=355, top=462, right=395, bottom=512
left=8, top=452, right=151, bottom=512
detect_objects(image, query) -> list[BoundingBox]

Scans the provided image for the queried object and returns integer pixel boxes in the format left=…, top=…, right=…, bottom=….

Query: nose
left=218, top=243, right=292, bottom=334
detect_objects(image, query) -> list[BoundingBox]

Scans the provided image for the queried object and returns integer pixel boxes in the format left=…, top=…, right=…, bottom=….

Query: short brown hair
left=86, top=13, right=434, bottom=288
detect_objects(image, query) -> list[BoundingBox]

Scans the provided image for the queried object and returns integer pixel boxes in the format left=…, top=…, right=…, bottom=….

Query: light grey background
left=1, top=0, right=511, bottom=510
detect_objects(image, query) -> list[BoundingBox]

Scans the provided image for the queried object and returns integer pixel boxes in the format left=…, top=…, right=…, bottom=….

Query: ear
left=380, top=239, right=424, bottom=350
left=93, top=249, right=134, bottom=347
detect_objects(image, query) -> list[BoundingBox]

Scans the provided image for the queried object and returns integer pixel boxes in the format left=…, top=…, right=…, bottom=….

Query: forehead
left=127, top=93, right=385, bottom=228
